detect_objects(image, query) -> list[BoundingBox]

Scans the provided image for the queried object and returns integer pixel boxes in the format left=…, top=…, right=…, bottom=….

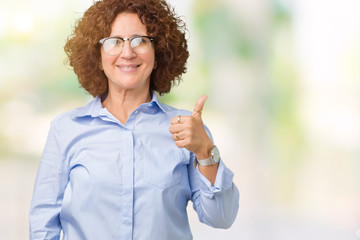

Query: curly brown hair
left=64, top=0, right=189, bottom=97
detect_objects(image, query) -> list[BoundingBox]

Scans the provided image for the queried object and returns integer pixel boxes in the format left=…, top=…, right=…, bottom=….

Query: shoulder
left=50, top=98, right=96, bottom=130
left=48, top=109, right=80, bottom=135
left=51, top=108, right=80, bottom=123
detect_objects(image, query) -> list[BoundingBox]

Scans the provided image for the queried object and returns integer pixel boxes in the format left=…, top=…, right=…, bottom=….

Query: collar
left=73, top=91, right=169, bottom=118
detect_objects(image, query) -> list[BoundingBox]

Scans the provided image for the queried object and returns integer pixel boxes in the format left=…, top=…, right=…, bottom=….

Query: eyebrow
left=109, top=33, right=147, bottom=38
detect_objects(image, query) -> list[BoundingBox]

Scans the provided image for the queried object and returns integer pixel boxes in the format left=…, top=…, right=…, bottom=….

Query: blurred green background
left=1, top=0, right=360, bottom=239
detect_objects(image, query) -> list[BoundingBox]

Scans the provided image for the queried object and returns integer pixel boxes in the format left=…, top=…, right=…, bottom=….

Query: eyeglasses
left=99, top=36, right=154, bottom=55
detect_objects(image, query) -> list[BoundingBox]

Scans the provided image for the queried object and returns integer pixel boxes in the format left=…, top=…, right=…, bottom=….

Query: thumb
left=192, top=95, right=208, bottom=117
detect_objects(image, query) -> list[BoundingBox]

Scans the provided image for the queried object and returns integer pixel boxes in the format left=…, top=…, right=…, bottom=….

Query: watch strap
left=194, top=157, right=216, bottom=167
left=193, top=145, right=220, bottom=168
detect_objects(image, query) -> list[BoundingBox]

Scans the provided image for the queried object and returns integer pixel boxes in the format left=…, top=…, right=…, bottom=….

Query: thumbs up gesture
left=169, top=95, right=214, bottom=159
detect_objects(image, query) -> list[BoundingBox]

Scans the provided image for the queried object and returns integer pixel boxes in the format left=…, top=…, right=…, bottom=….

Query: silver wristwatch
left=194, top=145, right=220, bottom=168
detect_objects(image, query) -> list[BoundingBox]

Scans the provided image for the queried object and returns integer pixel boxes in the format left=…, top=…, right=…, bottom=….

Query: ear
left=153, top=60, right=157, bottom=69
left=99, top=61, right=103, bottom=70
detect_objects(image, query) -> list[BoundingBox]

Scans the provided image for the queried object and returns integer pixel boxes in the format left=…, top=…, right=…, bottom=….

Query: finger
left=171, top=132, right=185, bottom=141
left=192, top=95, right=208, bottom=117
left=171, top=133, right=180, bottom=141
left=170, top=115, right=185, bottom=125
left=174, top=139, right=187, bottom=148
left=170, top=115, right=192, bottom=125
left=169, top=124, right=184, bottom=134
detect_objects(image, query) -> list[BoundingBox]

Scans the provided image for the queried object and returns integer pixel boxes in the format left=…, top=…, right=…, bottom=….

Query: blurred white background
left=0, top=0, right=359, bottom=239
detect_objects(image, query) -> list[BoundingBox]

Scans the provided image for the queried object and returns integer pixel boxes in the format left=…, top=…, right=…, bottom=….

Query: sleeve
left=29, top=120, right=69, bottom=240
left=188, top=126, right=240, bottom=229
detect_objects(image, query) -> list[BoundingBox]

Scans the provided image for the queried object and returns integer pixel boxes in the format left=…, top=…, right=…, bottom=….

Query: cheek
left=146, top=57, right=155, bottom=76
left=100, top=58, right=115, bottom=80
left=146, top=52, right=156, bottom=70
left=101, top=54, right=116, bottom=71
left=144, top=46, right=155, bottom=65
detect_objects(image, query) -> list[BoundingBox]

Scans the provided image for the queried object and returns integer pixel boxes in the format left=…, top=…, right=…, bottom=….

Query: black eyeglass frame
left=99, top=36, right=154, bottom=55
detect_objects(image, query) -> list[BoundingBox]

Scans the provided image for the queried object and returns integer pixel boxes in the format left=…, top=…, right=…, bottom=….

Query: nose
left=120, top=40, right=136, bottom=59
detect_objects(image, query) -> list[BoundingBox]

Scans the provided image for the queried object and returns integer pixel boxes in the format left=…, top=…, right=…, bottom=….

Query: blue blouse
left=29, top=93, right=239, bottom=240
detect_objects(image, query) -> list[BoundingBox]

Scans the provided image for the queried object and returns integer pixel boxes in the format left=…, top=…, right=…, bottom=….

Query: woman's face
left=100, top=12, right=155, bottom=94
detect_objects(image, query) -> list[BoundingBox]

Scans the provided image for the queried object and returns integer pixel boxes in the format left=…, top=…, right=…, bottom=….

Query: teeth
left=118, top=65, right=139, bottom=70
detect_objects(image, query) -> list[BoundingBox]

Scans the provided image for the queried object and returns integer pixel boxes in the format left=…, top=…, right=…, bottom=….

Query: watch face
left=212, top=146, right=220, bottom=163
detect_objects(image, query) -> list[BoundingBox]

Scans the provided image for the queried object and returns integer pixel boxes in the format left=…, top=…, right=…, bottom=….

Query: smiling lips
left=117, top=64, right=140, bottom=72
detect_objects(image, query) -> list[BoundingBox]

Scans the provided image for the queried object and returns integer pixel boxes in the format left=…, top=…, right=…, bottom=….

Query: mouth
left=117, top=64, right=141, bottom=72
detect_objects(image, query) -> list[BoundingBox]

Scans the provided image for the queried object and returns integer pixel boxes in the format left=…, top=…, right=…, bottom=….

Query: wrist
left=195, top=142, right=213, bottom=160
left=194, top=145, right=220, bottom=168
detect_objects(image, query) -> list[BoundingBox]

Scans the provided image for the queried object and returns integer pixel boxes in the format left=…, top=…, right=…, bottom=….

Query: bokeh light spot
left=12, top=12, right=35, bottom=35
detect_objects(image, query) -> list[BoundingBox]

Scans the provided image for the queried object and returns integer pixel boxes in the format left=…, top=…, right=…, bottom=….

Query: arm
left=169, top=96, right=219, bottom=184
left=189, top=154, right=239, bottom=228
left=169, top=95, right=239, bottom=228
left=29, top=121, right=68, bottom=240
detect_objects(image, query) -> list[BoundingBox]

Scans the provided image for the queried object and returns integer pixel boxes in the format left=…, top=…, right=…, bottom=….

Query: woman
left=29, top=0, right=239, bottom=239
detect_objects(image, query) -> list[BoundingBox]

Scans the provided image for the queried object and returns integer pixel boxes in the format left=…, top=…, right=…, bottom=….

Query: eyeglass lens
left=103, top=37, right=152, bottom=55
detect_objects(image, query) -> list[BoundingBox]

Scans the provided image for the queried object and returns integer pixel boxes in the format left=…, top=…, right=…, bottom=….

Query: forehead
left=110, top=12, right=147, bottom=37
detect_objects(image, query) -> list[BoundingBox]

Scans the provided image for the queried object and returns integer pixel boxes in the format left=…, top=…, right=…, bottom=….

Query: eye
left=102, top=38, right=123, bottom=53
left=131, top=37, right=143, bottom=47
left=107, top=38, right=122, bottom=45
left=140, top=37, right=151, bottom=44
left=115, top=39, right=123, bottom=45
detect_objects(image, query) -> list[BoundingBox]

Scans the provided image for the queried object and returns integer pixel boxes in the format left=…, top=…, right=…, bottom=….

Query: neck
left=102, top=88, right=152, bottom=124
